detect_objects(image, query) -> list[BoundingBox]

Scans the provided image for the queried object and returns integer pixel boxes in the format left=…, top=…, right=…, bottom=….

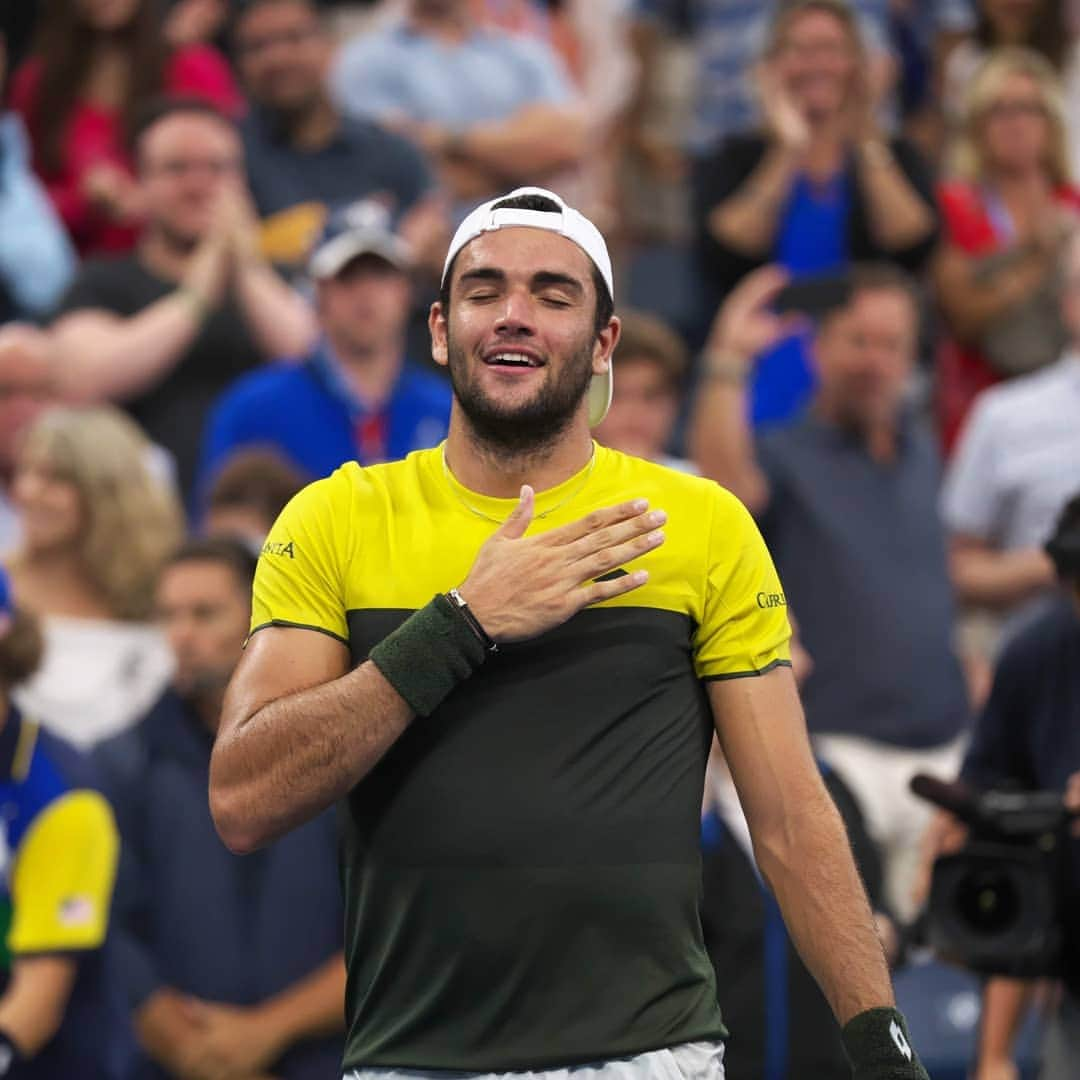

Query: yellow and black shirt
left=251, top=444, right=791, bottom=1072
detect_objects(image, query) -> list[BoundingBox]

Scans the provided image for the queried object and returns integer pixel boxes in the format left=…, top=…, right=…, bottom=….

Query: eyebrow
left=457, top=267, right=585, bottom=296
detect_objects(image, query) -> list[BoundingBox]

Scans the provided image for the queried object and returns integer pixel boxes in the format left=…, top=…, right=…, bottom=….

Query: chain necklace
left=440, top=445, right=598, bottom=524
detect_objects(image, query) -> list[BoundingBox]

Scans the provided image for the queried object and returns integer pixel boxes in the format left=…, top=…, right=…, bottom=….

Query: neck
left=815, top=399, right=900, bottom=462
left=191, top=690, right=225, bottom=734
left=277, top=96, right=340, bottom=150
left=410, top=9, right=471, bottom=42
left=13, top=547, right=113, bottom=618
left=443, top=408, right=595, bottom=498
left=993, top=165, right=1052, bottom=199
left=326, top=336, right=404, bottom=411
left=139, top=228, right=196, bottom=282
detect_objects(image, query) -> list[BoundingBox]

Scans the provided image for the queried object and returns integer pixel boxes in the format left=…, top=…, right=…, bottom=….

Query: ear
left=591, top=315, right=621, bottom=377
left=429, top=301, right=449, bottom=369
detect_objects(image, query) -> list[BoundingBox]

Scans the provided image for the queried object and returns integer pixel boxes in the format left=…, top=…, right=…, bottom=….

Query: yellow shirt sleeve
left=250, top=468, right=354, bottom=644
left=693, top=485, right=792, bottom=680
left=9, top=790, right=119, bottom=955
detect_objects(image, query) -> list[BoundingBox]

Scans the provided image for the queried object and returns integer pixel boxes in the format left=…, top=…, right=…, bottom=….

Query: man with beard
left=209, top=187, right=930, bottom=1080
left=49, top=98, right=317, bottom=500
left=688, top=264, right=970, bottom=926
left=95, top=538, right=345, bottom=1080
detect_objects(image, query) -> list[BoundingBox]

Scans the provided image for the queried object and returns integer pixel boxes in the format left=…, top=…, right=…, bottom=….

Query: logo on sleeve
left=756, top=591, right=787, bottom=609
left=889, top=1020, right=913, bottom=1062
left=59, top=895, right=96, bottom=928
left=261, top=540, right=296, bottom=559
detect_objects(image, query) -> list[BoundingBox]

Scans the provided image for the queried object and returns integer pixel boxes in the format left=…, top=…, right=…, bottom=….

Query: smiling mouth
left=483, top=352, right=545, bottom=369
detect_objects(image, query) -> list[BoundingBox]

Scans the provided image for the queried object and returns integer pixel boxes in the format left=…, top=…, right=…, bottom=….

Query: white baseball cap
left=442, top=187, right=614, bottom=426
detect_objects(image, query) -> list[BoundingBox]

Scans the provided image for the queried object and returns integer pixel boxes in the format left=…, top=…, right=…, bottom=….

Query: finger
left=731, top=264, right=791, bottom=316
left=567, top=509, right=667, bottom=562
left=544, top=498, right=649, bottom=546
left=497, top=485, right=534, bottom=540
left=575, top=528, right=666, bottom=584
left=577, top=569, right=650, bottom=608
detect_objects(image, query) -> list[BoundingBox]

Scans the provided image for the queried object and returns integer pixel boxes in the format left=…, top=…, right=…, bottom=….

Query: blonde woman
left=935, top=47, right=1080, bottom=452
left=4, top=406, right=183, bottom=747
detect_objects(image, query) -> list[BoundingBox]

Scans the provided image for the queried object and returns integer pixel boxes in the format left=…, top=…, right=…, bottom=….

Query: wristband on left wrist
left=842, top=1006, right=928, bottom=1080
left=0, top=1029, right=26, bottom=1076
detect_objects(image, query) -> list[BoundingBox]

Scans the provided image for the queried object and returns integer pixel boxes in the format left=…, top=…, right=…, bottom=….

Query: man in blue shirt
left=95, top=538, right=345, bottom=1080
left=198, top=199, right=452, bottom=506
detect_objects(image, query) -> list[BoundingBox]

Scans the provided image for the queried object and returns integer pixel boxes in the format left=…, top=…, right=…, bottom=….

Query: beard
left=446, top=332, right=595, bottom=456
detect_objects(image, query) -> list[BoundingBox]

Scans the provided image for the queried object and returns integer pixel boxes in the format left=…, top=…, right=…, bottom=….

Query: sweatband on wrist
left=174, top=285, right=208, bottom=322
left=0, top=1029, right=27, bottom=1076
left=368, top=595, right=489, bottom=717
left=842, top=1007, right=928, bottom=1080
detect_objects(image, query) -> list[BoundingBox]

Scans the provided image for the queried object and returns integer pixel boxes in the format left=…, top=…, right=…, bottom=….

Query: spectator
left=938, top=228, right=1080, bottom=701
left=0, top=32, right=76, bottom=323
left=695, top=0, right=938, bottom=427
left=203, top=447, right=307, bottom=551
left=50, top=98, right=318, bottom=500
left=943, top=0, right=1080, bottom=174
left=199, top=199, right=451, bottom=499
left=9, top=0, right=241, bottom=257
left=689, top=264, right=970, bottom=921
left=5, top=406, right=182, bottom=749
left=0, top=326, right=55, bottom=555
left=593, top=309, right=696, bottom=471
left=0, top=565, right=128, bottom=1078
left=935, top=47, right=1080, bottom=453
left=234, top=0, right=443, bottom=277
left=328, top=0, right=586, bottom=222
left=95, top=538, right=345, bottom=1080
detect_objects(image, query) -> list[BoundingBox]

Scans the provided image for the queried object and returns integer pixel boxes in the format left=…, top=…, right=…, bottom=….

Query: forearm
left=936, top=247, right=1051, bottom=344
left=210, top=660, right=412, bottom=853
left=977, top=977, right=1033, bottom=1066
left=233, top=261, right=318, bottom=360
left=688, top=371, right=769, bottom=514
left=707, top=145, right=801, bottom=257
left=856, top=142, right=936, bottom=252
left=257, top=953, right=347, bottom=1051
left=0, top=956, right=77, bottom=1056
left=454, top=106, right=586, bottom=180
left=757, top=782, right=894, bottom=1024
left=950, top=545, right=1055, bottom=608
left=51, top=295, right=204, bottom=402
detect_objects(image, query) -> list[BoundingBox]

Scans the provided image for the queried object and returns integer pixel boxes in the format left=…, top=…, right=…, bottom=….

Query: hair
left=164, top=536, right=259, bottom=595
left=130, top=95, right=238, bottom=161
left=1045, top=493, right=1080, bottom=584
left=30, top=0, right=168, bottom=175
left=206, top=448, right=306, bottom=527
left=612, top=310, right=687, bottom=392
left=763, top=0, right=866, bottom=60
left=439, top=193, right=615, bottom=338
left=16, top=406, right=185, bottom=621
left=975, top=0, right=1067, bottom=72
left=949, top=47, right=1072, bottom=186
left=814, top=263, right=920, bottom=332
left=232, top=0, right=323, bottom=32
left=0, top=607, right=45, bottom=693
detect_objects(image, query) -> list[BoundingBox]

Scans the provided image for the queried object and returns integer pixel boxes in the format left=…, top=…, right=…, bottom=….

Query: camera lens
left=955, top=869, right=1020, bottom=935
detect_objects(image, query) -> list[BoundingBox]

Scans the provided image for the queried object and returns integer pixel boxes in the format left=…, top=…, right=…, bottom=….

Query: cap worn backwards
left=442, top=187, right=615, bottom=426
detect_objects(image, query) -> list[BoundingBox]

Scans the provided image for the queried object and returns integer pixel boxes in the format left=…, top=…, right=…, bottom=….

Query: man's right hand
left=459, top=489, right=666, bottom=643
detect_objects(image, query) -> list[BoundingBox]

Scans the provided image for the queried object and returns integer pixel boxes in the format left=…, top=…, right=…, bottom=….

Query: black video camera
left=912, top=775, right=1075, bottom=977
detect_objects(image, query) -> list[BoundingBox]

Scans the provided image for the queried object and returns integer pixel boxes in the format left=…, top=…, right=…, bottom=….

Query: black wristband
left=842, top=1007, right=928, bottom=1080
left=368, top=595, right=488, bottom=717
left=0, top=1030, right=26, bottom=1076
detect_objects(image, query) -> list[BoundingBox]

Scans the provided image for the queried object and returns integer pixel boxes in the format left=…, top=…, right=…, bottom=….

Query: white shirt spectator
left=942, top=352, right=1080, bottom=551
left=13, top=616, right=174, bottom=750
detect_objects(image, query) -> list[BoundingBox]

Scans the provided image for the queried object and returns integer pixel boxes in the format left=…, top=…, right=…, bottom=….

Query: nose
left=493, top=287, right=537, bottom=337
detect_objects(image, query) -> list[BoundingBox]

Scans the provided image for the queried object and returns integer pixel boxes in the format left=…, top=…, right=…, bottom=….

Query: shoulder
left=339, top=24, right=402, bottom=62
left=998, top=598, right=1078, bottom=677
left=8, top=58, right=42, bottom=113
left=599, top=447, right=744, bottom=521
left=938, top=181, right=988, bottom=227
left=166, top=44, right=235, bottom=86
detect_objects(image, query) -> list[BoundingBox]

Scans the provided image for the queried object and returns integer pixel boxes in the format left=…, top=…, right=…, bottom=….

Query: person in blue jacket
left=198, top=198, right=452, bottom=507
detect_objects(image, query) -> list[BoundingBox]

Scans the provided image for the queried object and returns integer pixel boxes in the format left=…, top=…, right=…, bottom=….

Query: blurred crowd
left=0, top=0, right=1079, bottom=1077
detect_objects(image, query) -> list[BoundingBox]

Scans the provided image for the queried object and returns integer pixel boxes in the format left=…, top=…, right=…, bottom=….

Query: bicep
left=220, top=625, right=350, bottom=738
left=707, top=666, right=824, bottom=838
